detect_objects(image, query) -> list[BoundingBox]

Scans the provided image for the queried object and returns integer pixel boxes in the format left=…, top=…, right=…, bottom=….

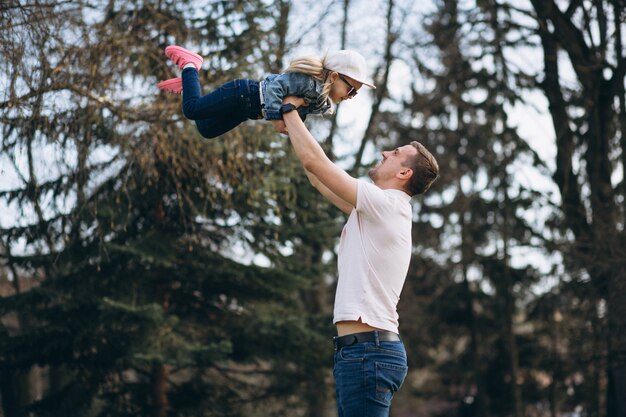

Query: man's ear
left=329, top=71, right=338, bottom=82
left=397, top=168, right=413, bottom=180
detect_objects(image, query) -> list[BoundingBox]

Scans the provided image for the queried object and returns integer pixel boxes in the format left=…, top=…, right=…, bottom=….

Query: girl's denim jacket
left=260, top=72, right=332, bottom=121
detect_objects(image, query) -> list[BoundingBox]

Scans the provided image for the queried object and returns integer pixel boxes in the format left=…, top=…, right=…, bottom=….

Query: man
left=281, top=96, right=439, bottom=417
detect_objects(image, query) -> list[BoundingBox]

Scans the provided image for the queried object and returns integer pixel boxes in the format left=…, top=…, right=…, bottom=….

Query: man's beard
left=368, top=166, right=378, bottom=181
left=369, top=157, right=385, bottom=180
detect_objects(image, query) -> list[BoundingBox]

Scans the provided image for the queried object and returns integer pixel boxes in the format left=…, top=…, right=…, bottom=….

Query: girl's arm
left=263, top=73, right=313, bottom=120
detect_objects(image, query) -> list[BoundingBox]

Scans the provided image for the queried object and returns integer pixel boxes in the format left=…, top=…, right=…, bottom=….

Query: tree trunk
left=501, top=190, right=522, bottom=417
left=150, top=361, right=169, bottom=417
left=531, top=2, right=626, bottom=415
left=272, top=0, right=291, bottom=73
left=352, top=0, right=396, bottom=172
left=606, top=265, right=626, bottom=417
left=0, top=371, right=20, bottom=417
left=607, top=4, right=626, bottom=415
left=549, top=310, right=559, bottom=417
left=323, top=0, right=350, bottom=157
left=460, top=244, right=487, bottom=416
left=299, top=242, right=328, bottom=417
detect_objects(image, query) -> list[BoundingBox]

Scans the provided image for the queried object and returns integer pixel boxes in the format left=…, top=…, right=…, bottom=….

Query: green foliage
left=0, top=1, right=338, bottom=416
left=2, top=1, right=624, bottom=417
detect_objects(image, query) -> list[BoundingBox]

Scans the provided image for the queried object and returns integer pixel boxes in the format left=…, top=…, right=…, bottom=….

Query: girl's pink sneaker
left=157, top=77, right=182, bottom=94
left=164, top=45, right=203, bottom=70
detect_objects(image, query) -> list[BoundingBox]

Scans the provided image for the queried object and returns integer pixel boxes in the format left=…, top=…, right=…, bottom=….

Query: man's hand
left=272, top=97, right=308, bottom=134
left=271, top=120, right=288, bottom=134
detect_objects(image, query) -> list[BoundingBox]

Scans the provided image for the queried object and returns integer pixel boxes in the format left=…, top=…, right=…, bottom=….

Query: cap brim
left=354, top=79, right=375, bottom=89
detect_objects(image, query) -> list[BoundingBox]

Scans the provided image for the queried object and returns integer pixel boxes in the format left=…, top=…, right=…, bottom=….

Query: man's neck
left=374, top=180, right=410, bottom=196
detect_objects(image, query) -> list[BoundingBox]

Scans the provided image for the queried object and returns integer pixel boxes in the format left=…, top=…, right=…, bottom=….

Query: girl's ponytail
left=284, top=54, right=335, bottom=115
left=284, top=55, right=325, bottom=78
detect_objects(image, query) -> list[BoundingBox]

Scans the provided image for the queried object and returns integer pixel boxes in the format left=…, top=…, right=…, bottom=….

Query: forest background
left=1, top=1, right=625, bottom=417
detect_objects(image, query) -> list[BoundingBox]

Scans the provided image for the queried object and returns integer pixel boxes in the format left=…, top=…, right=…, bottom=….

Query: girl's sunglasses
left=338, top=74, right=358, bottom=97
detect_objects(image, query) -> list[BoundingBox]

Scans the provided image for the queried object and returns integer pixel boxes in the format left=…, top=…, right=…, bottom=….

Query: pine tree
left=0, top=2, right=336, bottom=416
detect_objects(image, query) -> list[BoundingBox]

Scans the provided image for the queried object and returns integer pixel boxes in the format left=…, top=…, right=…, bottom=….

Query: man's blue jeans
left=333, top=337, right=408, bottom=417
left=181, top=68, right=262, bottom=139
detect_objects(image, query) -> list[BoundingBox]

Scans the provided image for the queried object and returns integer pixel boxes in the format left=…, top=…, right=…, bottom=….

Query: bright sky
left=2, top=0, right=614, bottom=285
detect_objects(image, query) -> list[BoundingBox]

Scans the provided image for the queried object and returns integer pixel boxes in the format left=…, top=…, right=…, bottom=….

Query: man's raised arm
left=303, top=169, right=354, bottom=215
left=281, top=101, right=358, bottom=210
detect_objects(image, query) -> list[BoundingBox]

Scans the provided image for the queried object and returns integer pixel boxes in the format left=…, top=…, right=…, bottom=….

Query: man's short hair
left=403, top=141, right=439, bottom=196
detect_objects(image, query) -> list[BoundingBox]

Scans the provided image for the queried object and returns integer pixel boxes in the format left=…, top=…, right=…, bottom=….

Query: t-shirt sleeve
left=356, top=180, right=394, bottom=220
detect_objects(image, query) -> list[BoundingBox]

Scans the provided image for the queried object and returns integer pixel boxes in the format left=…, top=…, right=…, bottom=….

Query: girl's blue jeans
left=181, top=68, right=263, bottom=139
left=333, top=338, right=408, bottom=417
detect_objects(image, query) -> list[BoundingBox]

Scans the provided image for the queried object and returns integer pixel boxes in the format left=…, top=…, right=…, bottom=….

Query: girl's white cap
left=324, top=50, right=376, bottom=89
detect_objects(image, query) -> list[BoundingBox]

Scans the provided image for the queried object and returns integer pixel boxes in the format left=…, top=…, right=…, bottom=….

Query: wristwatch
left=280, top=103, right=297, bottom=114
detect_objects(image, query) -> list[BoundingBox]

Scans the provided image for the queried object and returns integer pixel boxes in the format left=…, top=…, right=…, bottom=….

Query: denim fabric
left=333, top=336, right=408, bottom=417
left=260, top=72, right=331, bottom=120
left=181, top=68, right=262, bottom=139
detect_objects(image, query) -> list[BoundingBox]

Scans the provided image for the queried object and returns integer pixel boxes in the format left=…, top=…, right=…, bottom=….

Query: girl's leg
left=193, top=113, right=250, bottom=139
left=181, top=68, right=249, bottom=138
left=182, top=68, right=247, bottom=114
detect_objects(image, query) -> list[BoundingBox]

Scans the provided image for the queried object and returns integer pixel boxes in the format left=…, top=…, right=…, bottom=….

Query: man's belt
left=333, top=331, right=401, bottom=350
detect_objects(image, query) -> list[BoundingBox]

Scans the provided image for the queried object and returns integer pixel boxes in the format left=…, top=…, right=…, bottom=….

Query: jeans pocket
left=375, top=362, right=408, bottom=406
left=220, top=79, right=241, bottom=90
left=339, top=345, right=365, bottom=362
left=370, top=346, right=407, bottom=358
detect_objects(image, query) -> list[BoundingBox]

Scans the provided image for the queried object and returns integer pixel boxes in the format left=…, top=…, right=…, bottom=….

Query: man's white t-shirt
left=333, top=180, right=413, bottom=334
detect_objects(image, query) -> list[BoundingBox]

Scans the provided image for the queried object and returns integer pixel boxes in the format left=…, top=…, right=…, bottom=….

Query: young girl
left=157, top=45, right=375, bottom=138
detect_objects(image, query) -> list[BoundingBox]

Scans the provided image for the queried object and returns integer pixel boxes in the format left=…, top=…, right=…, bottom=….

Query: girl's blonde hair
left=284, top=54, right=335, bottom=114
